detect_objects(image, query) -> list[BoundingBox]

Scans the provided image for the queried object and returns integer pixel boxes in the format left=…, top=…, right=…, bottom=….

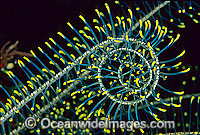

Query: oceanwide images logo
left=24, top=117, right=37, bottom=129
left=24, top=117, right=175, bottom=131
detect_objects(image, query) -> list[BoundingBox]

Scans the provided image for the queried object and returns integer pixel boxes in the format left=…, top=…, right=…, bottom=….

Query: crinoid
left=0, top=1, right=200, bottom=135
left=142, top=65, right=200, bottom=135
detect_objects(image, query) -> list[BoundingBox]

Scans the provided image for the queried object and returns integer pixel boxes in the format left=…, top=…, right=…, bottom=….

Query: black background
left=0, top=0, right=199, bottom=66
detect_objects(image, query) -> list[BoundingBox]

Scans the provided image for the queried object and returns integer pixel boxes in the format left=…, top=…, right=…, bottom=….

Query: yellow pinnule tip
left=174, top=33, right=180, bottom=42
left=177, top=50, right=185, bottom=58
left=49, top=38, right=56, bottom=45
left=45, top=42, right=52, bottom=49
left=7, top=71, right=14, bottom=77
left=190, top=96, right=195, bottom=103
left=181, top=68, right=190, bottom=73
left=140, top=128, right=144, bottom=133
left=158, top=107, right=167, bottom=112
left=67, top=22, right=74, bottom=29
left=18, top=60, right=24, bottom=67
left=79, top=15, right=86, bottom=23
left=30, top=50, right=36, bottom=57
left=57, top=32, right=65, bottom=39
left=38, top=47, right=43, bottom=53
left=172, top=103, right=181, bottom=107
left=105, top=3, right=110, bottom=14
left=174, top=91, right=184, bottom=95
left=198, top=96, right=200, bottom=103
left=193, top=19, right=199, bottom=23
left=136, top=7, right=140, bottom=11
left=115, top=1, right=119, bottom=4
